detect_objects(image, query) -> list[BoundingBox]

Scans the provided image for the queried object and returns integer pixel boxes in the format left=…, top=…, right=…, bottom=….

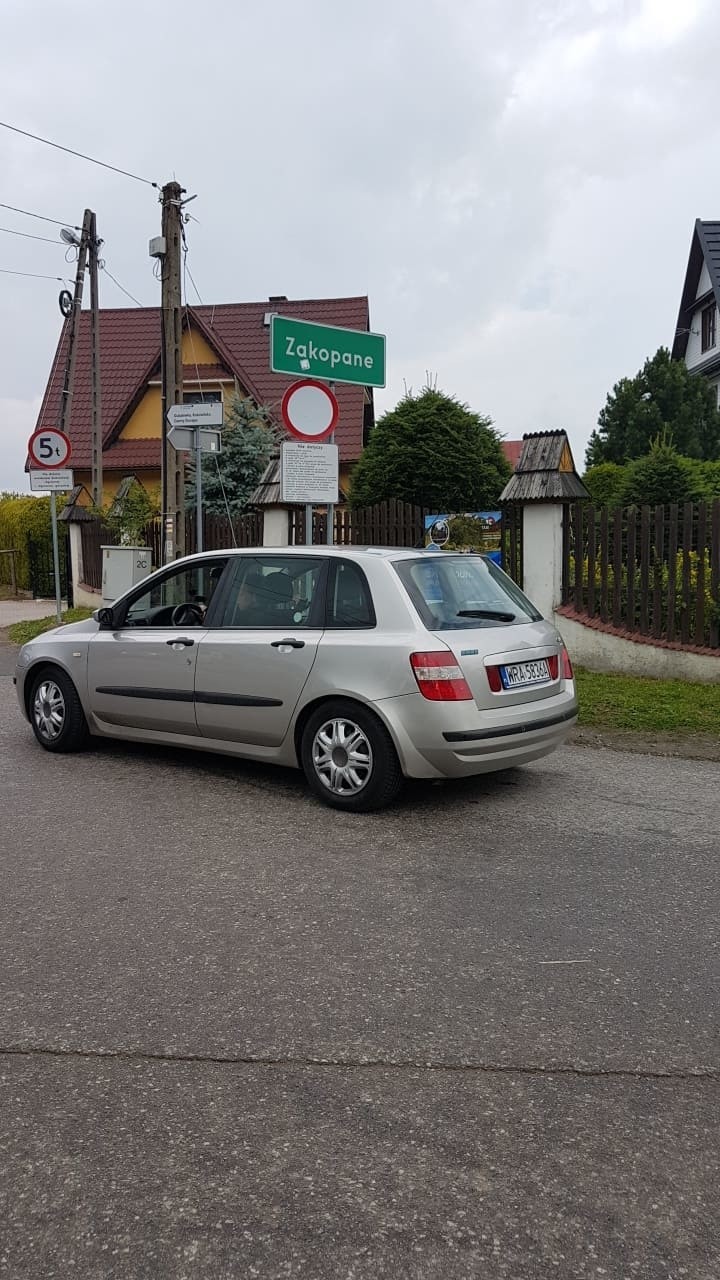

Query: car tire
left=300, top=699, right=403, bottom=813
left=28, top=667, right=89, bottom=754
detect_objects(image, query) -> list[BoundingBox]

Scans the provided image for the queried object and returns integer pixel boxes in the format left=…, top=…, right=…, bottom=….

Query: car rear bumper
left=377, top=687, right=579, bottom=779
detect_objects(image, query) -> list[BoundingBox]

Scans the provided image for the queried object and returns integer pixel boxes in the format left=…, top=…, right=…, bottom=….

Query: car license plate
left=500, top=659, right=551, bottom=689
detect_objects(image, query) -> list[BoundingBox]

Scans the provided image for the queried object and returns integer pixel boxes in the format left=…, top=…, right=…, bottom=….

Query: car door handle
left=166, top=636, right=195, bottom=647
left=270, top=637, right=305, bottom=649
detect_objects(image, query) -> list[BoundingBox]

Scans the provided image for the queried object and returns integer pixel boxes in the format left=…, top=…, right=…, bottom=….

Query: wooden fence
left=288, top=499, right=429, bottom=549
left=562, top=500, right=720, bottom=648
left=77, top=501, right=523, bottom=590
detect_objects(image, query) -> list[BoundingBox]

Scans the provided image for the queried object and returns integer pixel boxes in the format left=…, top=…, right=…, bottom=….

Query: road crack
left=0, top=1044, right=716, bottom=1081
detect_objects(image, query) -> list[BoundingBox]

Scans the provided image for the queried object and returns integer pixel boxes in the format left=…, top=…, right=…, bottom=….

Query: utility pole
left=159, top=181, right=185, bottom=563
left=58, top=208, right=93, bottom=441
left=88, top=211, right=103, bottom=509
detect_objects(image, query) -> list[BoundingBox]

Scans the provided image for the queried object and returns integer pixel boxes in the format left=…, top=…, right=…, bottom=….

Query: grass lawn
left=575, top=667, right=720, bottom=734
left=7, top=607, right=95, bottom=646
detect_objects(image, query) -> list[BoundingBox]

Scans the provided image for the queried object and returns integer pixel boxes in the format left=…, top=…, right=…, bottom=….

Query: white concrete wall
left=556, top=612, right=720, bottom=683
left=521, top=504, right=564, bottom=619
left=67, top=524, right=101, bottom=610
left=262, top=508, right=289, bottom=547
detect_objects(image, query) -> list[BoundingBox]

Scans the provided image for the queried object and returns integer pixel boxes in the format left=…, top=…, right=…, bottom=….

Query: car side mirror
left=94, top=607, right=116, bottom=630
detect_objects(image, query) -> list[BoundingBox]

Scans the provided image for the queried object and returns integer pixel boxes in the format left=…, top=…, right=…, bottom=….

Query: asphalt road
left=1, top=647, right=718, bottom=1279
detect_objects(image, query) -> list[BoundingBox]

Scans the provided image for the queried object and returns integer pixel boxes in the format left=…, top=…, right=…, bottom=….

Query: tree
left=618, top=437, right=701, bottom=507
left=185, top=394, right=280, bottom=517
left=586, top=347, right=720, bottom=468
left=349, top=386, right=511, bottom=510
left=104, top=480, right=159, bottom=545
left=582, top=462, right=627, bottom=507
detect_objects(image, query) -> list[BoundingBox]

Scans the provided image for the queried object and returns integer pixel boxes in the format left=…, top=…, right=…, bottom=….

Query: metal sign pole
left=326, top=413, right=336, bottom=545
left=49, top=492, right=62, bottom=624
left=195, top=427, right=203, bottom=554
left=305, top=503, right=313, bottom=548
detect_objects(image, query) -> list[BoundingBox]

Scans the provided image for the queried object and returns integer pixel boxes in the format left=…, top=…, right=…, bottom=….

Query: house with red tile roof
left=33, top=295, right=375, bottom=503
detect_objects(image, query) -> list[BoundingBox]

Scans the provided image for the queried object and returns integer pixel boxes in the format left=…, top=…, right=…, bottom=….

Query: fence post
left=519, top=502, right=565, bottom=619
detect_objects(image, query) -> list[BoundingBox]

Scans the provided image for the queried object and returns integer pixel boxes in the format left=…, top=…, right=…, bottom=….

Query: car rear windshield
left=393, top=555, right=543, bottom=630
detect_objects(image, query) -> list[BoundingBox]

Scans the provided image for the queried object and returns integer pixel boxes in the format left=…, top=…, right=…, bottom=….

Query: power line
left=0, top=201, right=79, bottom=228
left=0, top=224, right=62, bottom=245
left=100, top=263, right=144, bottom=308
left=181, top=226, right=203, bottom=304
left=0, top=267, right=67, bottom=280
left=0, top=119, right=159, bottom=188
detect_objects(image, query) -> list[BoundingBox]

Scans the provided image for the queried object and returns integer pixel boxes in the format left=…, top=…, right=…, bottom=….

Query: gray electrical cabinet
left=101, top=546, right=152, bottom=604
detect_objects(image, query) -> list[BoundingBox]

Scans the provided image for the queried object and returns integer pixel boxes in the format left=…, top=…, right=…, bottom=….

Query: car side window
left=326, top=560, right=376, bottom=628
left=121, top=559, right=228, bottom=628
left=217, top=557, right=324, bottom=629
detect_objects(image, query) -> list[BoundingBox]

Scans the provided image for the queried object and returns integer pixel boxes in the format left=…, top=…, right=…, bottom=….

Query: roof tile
left=34, top=297, right=371, bottom=470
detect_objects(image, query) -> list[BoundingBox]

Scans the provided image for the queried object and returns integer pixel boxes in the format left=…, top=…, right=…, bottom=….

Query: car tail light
left=561, top=646, right=574, bottom=680
left=410, top=651, right=473, bottom=701
left=486, top=665, right=502, bottom=692
left=547, top=655, right=559, bottom=680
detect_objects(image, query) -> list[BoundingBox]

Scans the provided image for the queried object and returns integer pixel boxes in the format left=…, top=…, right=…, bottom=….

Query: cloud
left=0, top=398, right=40, bottom=493
left=1, top=0, right=719, bottom=487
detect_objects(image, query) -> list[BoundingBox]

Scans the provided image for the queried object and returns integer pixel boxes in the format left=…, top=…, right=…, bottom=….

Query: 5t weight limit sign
left=28, top=428, right=72, bottom=469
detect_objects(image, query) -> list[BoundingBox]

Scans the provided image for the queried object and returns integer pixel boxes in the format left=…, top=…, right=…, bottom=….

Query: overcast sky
left=1, top=0, right=717, bottom=492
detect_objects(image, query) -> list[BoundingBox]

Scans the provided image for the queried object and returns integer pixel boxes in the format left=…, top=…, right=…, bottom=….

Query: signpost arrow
left=167, top=401, right=224, bottom=429
left=271, top=315, right=386, bottom=388
left=165, top=402, right=224, bottom=554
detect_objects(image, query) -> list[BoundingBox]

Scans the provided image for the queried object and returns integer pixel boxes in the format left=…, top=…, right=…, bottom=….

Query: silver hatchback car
left=15, top=547, right=578, bottom=811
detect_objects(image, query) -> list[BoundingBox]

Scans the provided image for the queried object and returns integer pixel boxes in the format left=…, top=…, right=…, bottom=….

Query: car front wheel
left=29, top=668, right=89, bottom=753
left=300, top=700, right=403, bottom=812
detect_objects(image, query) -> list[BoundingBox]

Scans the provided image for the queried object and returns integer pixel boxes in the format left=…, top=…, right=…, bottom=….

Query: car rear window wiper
left=456, top=609, right=517, bottom=621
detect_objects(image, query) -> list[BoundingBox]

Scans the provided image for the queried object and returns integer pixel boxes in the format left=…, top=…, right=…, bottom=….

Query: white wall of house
left=684, top=270, right=718, bottom=370
left=696, top=261, right=711, bottom=298
left=556, top=612, right=720, bottom=683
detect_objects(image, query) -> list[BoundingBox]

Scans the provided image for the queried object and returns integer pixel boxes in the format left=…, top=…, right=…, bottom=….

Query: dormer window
left=701, top=303, right=716, bottom=351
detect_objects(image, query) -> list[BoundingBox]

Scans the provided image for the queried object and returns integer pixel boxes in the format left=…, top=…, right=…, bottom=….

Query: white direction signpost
left=166, top=402, right=224, bottom=553
left=27, top=428, right=73, bottom=623
left=167, top=402, right=224, bottom=429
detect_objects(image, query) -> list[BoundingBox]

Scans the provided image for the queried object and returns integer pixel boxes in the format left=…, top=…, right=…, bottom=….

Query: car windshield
left=393, top=555, right=542, bottom=630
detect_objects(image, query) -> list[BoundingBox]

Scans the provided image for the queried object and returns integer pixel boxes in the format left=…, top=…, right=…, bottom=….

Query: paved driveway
left=0, top=656, right=717, bottom=1278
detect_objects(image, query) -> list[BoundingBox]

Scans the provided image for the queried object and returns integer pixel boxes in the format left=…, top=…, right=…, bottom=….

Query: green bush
left=0, top=494, right=61, bottom=590
left=569, top=547, right=717, bottom=643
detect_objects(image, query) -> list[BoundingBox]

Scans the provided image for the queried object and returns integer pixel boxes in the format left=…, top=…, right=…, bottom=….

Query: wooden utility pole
left=88, top=211, right=103, bottom=508
left=160, top=180, right=185, bottom=562
left=59, top=208, right=93, bottom=440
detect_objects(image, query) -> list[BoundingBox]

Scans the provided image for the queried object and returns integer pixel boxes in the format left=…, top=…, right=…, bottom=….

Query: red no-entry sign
left=281, top=379, right=339, bottom=442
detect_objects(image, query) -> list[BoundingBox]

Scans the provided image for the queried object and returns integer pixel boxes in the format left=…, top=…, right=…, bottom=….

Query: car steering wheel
left=171, top=603, right=205, bottom=627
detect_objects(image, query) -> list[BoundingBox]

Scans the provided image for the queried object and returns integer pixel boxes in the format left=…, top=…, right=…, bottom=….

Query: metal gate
left=27, top=529, right=73, bottom=605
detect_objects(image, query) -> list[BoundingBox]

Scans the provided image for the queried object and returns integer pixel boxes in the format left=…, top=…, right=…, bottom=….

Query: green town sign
left=271, top=315, right=386, bottom=388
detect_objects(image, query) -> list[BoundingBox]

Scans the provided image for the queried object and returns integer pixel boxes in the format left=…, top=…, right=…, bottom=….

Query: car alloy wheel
left=33, top=678, right=66, bottom=743
left=28, top=667, right=89, bottom=754
left=311, top=715, right=374, bottom=796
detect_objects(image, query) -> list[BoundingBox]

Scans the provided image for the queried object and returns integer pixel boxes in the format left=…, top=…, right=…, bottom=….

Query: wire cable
left=0, top=119, right=159, bottom=187
left=0, top=201, right=79, bottom=228
left=100, top=264, right=145, bottom=307
left=0, top=267, right=67, bottom=280
left=0, top=224, right=62, bottom=244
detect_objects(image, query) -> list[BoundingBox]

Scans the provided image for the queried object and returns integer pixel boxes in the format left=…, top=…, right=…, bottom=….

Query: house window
left=183, top=390, right=222, bottom=405
left=701, top=304, right=716, bottom=352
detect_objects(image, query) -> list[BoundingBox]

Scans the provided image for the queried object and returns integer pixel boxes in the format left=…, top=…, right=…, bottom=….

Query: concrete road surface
left=0, top=652, right=718, bottom=1278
